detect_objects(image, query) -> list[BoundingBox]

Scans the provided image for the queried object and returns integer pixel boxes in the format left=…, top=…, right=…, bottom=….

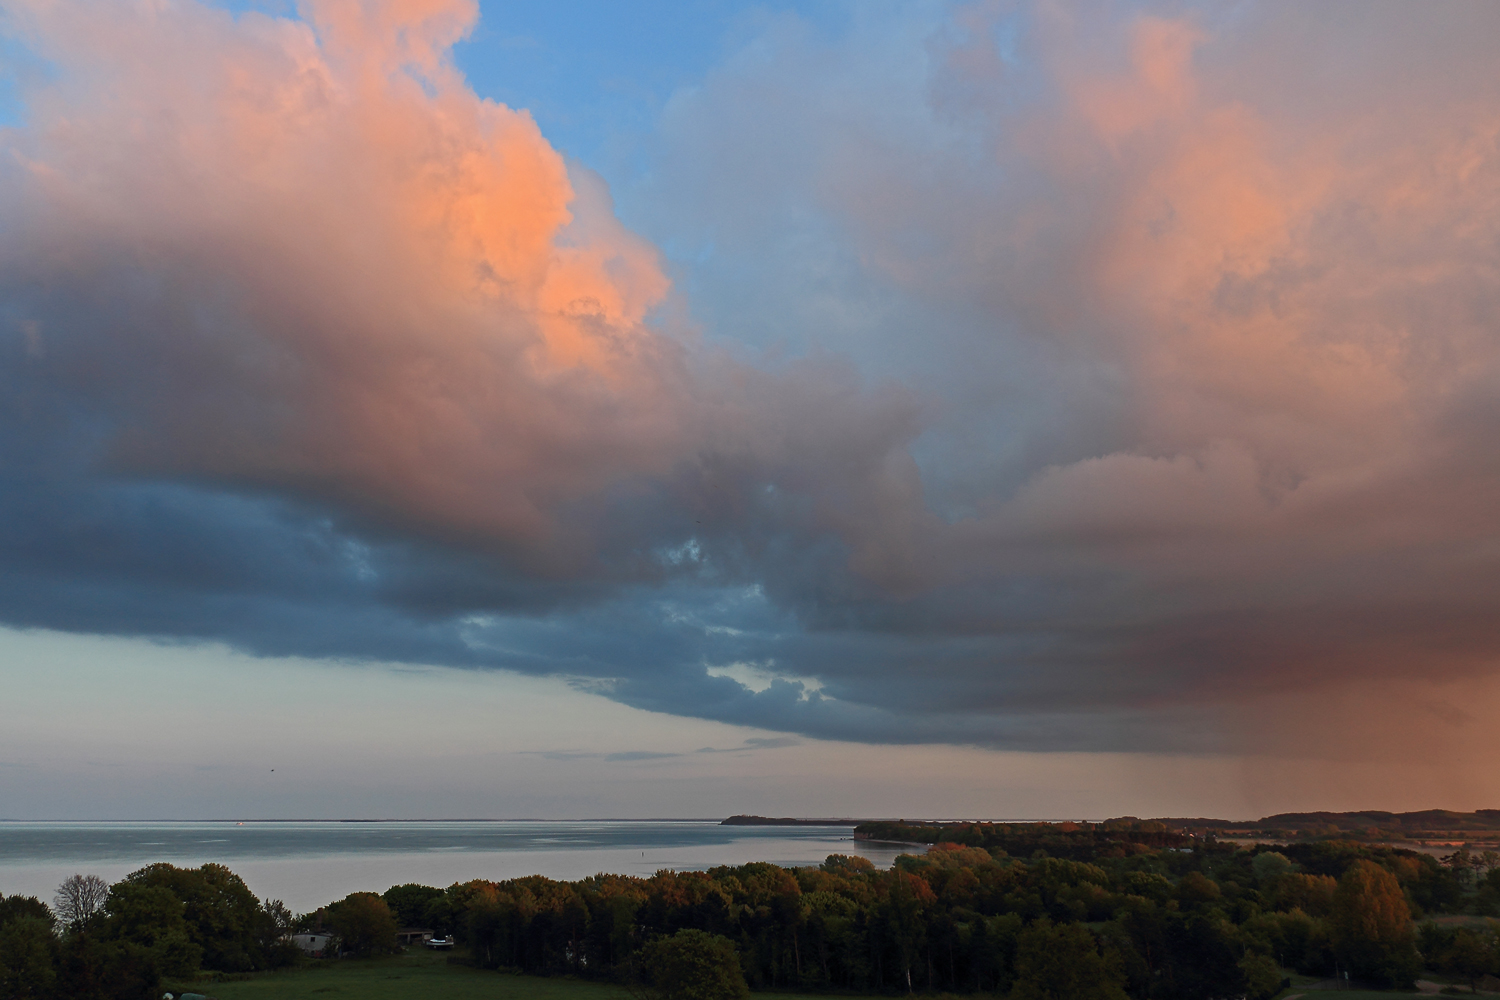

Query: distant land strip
left=720, top=814, right=861, bottom=826
left=845, top=808, right=1500, bottom=852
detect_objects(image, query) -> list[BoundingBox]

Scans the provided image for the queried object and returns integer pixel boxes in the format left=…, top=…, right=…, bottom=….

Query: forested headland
left=6, top=824, right=1500, bottom=1000
left=852, top=810, right=1500, bottom=847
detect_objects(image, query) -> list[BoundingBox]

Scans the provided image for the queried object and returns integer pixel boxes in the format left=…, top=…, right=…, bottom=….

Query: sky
left=2, top=0, right=1500, bottom=820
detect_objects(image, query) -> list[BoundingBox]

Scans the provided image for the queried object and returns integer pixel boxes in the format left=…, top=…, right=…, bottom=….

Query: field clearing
left=169, top=951, right=1456, bottom=1000
left=168, top=950, right=834, bottom=1000
left=170, top=951, right=627, bottom=1000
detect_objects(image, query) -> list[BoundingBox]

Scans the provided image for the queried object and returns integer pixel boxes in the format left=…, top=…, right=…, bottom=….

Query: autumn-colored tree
left=1277, top=873, right=1338, bottom=917
left=1176, top=872, right=1222, bottom=907
left=926, top=844, right=997, bottom=869
left=1331, top=861, right=1418, bottom=986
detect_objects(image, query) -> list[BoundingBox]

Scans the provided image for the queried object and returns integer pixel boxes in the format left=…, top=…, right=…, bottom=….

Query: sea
left=0, top=821, right=915, bottom=913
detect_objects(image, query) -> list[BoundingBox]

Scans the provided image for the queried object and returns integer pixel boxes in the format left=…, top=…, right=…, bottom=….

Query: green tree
left=1331, top=860, right=1418, bottom=986
left=56, top=931, right=159, bottom=1000
left=100, top=882, right=202, bottom=978
left=0, top=895, right=54, bottom=928
left=1177, top=872, right=1223, bottom=907
left=1238, top=952, right=1284, bottom=1000
left=382, top=883, right=445, bottom=927
left=0, top=916, right=58, bottom=1000
left=1252, top=852, right=1294, bottom=886
left=326, top=892, right=400, bottom=958
left=634, top=928, right=749, bottom=1000
left=122, top=863, right=262, bottom=971
left=1438, top=927, right=1497, bottom=990
left=1009, top=918, right=1128, bottom=1000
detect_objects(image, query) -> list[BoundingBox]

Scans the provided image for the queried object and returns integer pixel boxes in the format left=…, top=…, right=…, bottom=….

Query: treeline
left=1187, top=810, right=1500, bottom=843
left=7, top=839, right=1500, bottom=999
left=853, top=820, right=1192, bottom=858
left=0, top=864, right=299, bottom=1000
left=336, top=839, right=1500, bottom=997
left=853, top=812, right=1500, bottom=847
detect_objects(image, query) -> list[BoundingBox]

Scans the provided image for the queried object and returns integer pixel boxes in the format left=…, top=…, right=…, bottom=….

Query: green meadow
left=172, top=949, right=841, bottom=1000
left=175, top=950, right=1448, bottom=1000
left=172, top=950, right=628, bottom=1000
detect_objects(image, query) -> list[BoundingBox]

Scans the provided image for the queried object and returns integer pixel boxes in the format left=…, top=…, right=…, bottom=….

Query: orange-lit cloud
left=5, top=0, right=1500, bottom=773
left=4, top=0, right=702, bottom=563
left=624, top=0, right=1500, bottom=756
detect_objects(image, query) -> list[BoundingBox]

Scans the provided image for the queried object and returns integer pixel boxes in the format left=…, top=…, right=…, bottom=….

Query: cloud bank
left=3, top=0, right=1500, bottom=756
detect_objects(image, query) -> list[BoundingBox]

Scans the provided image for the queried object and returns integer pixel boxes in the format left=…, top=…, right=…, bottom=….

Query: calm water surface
left=0, top=821, right=913, bottom=912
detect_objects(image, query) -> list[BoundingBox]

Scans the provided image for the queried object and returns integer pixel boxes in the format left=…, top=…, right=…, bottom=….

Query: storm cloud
left=3, top=0, right=1500, bottom=756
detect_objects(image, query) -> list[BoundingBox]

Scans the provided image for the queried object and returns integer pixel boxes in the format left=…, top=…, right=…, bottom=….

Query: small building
left=396, top=927, right=434, bottom=947
left=291, top=932, right=334, bottom=955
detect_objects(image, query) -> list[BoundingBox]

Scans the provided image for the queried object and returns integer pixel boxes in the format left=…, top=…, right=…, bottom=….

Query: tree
left=0, top=895, right=54, bottom=929
left=1008, top=918, right=1128, bottom=1000
left=262, top=898, right=295, bottom=940
left=56, top=931, right=160, bottom=1000
left=326, top=892, right=400, bottom=958
left=1176, top=872, right=1222, bottom=907
left=633, top=928, right=749, bottom=1000
left=1438, top=927, right=1497, bottom=991
left=122, top=863, right=262, bottom=971
left=1252, top=852, right=1294, bottom=886
left=1442, top=849, right=1477, bottom=891
left=382, top=883, right=446, bottom=927
left=0, top=916, right=58, bottom=1000
left=1238, top=952, right=1284, bottom=1000
left=1331, top=860, right=1418, bottom=986
left=100, top=882, right=202, bottom=978
left=1276, top=873, right=1338, bottom=917
left=54, top=874, right=110, bottom=929
left=1160, top=912, right=1247, bottom=1000
left=257, top=898, right=302, bottom=969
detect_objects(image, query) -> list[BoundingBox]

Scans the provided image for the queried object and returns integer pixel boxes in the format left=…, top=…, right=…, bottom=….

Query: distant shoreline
left=721, top=815, right=862, bottom=826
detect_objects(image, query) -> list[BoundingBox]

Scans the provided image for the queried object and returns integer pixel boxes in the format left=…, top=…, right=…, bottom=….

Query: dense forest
left=5, top=825, right=1500, bottom=999
left=853, top=811, right=1500, bottom=846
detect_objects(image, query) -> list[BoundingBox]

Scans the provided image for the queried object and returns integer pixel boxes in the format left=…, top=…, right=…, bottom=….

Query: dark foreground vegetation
left=7, top=823, right=1500, bottom=1000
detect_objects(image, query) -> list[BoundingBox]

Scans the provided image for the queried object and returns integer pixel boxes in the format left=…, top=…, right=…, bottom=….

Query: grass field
left=166, top=949, right=837, bottom=1000
left=167, top=950, right=632, bottom=1000
left=167, top=951, right=1445, bottom=1000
